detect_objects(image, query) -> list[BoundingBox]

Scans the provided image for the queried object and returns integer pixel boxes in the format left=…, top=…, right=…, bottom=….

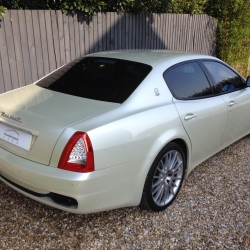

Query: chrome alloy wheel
left=151, top=150, right=184, bottom=206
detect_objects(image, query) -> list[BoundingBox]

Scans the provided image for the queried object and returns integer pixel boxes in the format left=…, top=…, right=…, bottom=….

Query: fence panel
left=0, top=11, right=217, bottom=93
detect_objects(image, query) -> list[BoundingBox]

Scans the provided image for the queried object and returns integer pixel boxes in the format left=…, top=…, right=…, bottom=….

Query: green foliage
left=0, top=0, right=207, bottom=13
left=206, top=0, right=250, bottom=77
left=0, top=5, right=6, bottom=17
left=171, top=0, right=207, bottom=14
left=108, top=0, right=172, bottom=14
left=0, top=0, right=173, bottom=14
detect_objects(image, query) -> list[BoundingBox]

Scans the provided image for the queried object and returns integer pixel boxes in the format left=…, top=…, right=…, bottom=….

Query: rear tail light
left=58, top=132, right=94, bottom=173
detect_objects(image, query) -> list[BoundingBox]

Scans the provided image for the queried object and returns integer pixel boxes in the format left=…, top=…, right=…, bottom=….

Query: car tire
left=140, top=142, right=186, bottom=211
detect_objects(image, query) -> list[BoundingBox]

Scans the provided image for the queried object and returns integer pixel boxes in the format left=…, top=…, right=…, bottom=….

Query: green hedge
left=206, top=0, right=250, bottom=77
left=0, top=0, right=173, bottom=14
left=0, top=0, right=250, bottom=76
left=0, top=0, right=207, bottom=14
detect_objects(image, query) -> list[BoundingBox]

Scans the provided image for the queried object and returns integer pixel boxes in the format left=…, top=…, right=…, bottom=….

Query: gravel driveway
left=1, top=135, right=250, bottom=249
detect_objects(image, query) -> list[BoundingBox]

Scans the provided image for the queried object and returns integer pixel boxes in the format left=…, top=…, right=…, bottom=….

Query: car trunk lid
left=0, top=84, right=119, bottom=165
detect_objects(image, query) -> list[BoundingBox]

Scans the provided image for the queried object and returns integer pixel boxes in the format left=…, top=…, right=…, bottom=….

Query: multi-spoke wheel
left=140, top=142, right=186, bottom=211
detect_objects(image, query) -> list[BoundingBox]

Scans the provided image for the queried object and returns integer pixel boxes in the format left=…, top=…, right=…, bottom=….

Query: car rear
left=0, top=55, right=154, bottom=213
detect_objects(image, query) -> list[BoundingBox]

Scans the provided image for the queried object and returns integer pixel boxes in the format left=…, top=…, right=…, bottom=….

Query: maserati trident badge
left=154, top=88, right=160, bottom=96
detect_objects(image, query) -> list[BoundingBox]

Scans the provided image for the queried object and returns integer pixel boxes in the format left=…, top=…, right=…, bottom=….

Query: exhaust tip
left=50, top=193, right=78, bottom=207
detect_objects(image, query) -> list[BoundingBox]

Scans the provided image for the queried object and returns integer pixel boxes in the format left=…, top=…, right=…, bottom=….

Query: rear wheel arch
left=151, top=138, right=189, bottom=173
left=171, top=139, right=188, bottom=171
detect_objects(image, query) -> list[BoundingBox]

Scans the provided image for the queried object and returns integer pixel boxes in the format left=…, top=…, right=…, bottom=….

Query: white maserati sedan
left=0, top=50, right=249, bottom=214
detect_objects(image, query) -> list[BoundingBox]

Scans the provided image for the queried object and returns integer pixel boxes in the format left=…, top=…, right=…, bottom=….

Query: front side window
left=203, top=61, right=244, bottom=94
left=36, top=57, right=152, bottom=103
left=163, top=62, right=213, bottom=99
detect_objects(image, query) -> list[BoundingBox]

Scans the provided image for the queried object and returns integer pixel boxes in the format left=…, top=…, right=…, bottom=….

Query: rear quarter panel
left=89, top=104, right=189, bottom=169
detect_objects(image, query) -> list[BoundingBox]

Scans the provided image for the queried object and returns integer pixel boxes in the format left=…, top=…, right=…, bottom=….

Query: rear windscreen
left=36, top=57, right=152, bottom=103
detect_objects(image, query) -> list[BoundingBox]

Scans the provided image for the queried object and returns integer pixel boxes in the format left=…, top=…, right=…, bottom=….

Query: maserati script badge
left=0, top=111, right=22, bottom=123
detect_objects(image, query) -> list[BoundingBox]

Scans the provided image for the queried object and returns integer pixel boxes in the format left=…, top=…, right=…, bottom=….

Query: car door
left=163, top=61, right=228, bottom=164
left=202, top=60, right=250, bottom=145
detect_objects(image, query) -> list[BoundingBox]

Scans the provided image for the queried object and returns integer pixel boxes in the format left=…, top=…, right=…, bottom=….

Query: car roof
left=86, top=50, right=218, bottom=67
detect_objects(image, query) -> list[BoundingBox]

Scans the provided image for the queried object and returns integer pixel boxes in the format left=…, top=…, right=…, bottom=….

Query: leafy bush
left=206, top=0, right=250, bottom=77
left=0, top=0, right=173, bottom=14
left=0, top=0, right=205, bottom=14
left=0, top=5, right=6, bottom=17
left=171, top=0, right=207, bottom=14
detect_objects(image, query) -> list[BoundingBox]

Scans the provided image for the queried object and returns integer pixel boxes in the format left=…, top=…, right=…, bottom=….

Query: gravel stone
left=1, top=135, right=250, bottom=249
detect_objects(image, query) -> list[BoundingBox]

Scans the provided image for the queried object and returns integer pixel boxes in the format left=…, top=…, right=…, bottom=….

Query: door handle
left=228, top=101, right=236, bottom=107
left=184, top=113, right=197, bottom=121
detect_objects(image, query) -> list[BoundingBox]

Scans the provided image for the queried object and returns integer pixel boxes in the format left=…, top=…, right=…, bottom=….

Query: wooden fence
left=0, top=10, right=217, bottom=93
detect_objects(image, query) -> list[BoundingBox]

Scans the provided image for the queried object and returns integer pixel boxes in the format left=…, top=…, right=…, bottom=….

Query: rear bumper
left=0, top=147, right=150, bottom=214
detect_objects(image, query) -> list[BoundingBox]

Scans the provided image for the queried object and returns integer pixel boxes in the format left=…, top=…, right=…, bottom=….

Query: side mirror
left=247, top=76, right=250, bottom=87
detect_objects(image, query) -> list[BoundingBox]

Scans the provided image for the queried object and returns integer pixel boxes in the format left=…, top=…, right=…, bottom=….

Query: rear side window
left=203, top=61, right=244, bottom=94
left=163, top=62, right=213, bottom=99
left=36, top=57, right=152, bottom=103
